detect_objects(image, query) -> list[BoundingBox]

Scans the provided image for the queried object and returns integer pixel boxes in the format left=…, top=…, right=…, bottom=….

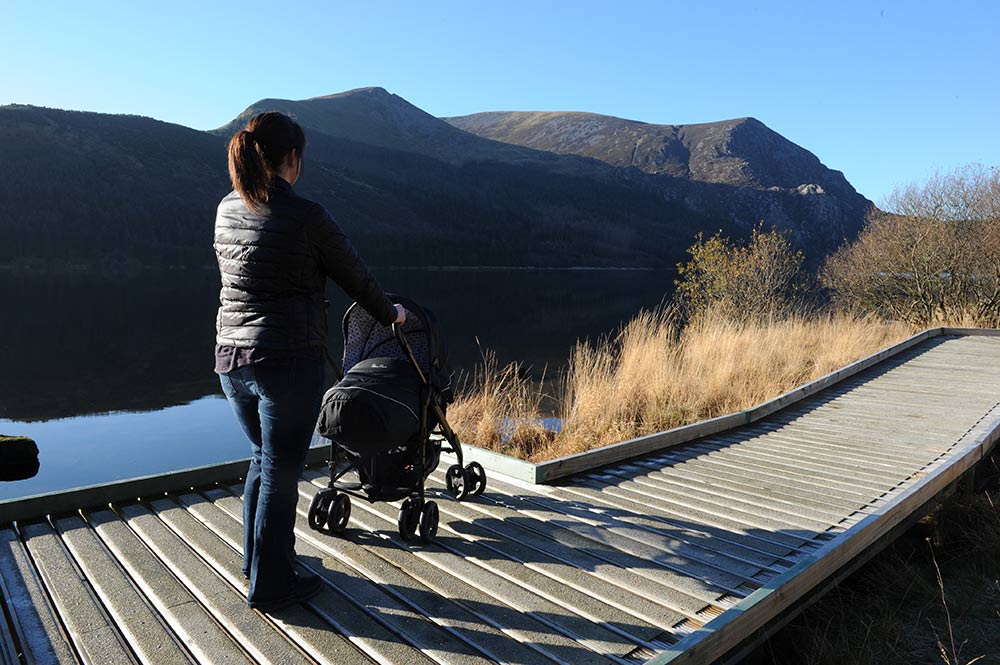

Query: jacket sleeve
left=305, top=204, right=397, bottom=326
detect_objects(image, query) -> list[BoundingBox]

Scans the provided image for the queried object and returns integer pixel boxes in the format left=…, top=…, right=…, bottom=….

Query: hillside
left=0, top=105, right=230, bottom=268
left=0, top=89, right=870, bottom=271
left=447, top=111, right=873, bottom=254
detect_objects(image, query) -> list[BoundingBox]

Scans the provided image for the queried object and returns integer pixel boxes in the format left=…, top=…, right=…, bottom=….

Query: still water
left=0, top=268, right=674, bottom=500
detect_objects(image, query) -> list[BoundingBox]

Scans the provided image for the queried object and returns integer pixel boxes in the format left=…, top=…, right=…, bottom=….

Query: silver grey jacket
left=214, top=178, right=395, bottom=350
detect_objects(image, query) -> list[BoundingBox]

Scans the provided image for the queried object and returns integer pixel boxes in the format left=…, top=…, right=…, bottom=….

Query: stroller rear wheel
left=398, top=496, right=422, bottom=540
left=419, top=501, right=439, bottom=543
left=326, top=493, right=351, bottom=534
left=466, top=462, right=487, bottom=496
left=308, top=489, right=336, bottom=531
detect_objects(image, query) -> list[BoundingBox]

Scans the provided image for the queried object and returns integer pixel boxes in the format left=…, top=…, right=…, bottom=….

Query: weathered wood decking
left=2, top=331, right=1000, bottom=664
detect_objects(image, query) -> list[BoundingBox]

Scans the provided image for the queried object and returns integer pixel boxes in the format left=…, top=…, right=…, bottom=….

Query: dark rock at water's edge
left=0, top=435, right=40, bottom=481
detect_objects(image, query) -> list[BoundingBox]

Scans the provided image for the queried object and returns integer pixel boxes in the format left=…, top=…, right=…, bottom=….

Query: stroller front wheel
left=445, top=464, right=467, bottom=499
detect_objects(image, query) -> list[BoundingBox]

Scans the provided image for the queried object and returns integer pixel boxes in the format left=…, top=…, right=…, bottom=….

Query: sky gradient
left=3, top=0, right=997, bottom=204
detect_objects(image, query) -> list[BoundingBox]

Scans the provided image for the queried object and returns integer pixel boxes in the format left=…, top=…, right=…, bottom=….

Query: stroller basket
left=308, top=295, right=487, bottom=544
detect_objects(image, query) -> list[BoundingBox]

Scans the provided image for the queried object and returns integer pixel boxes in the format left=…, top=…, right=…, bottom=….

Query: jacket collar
left=272, top=176, right=295, bottom=195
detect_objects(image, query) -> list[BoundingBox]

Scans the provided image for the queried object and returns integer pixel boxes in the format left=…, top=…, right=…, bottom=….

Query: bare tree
left=822, top=164, right=1000, bottom=325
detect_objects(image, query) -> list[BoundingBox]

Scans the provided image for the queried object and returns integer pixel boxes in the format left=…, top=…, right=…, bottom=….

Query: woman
left=215, top=112, right=404, bottom=611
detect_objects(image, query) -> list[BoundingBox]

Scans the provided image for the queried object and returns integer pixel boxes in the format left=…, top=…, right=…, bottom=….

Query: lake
left=0, top=268, right=675, bottom=500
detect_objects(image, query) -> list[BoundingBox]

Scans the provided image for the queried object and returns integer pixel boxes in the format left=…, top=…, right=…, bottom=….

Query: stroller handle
left=392, top=323, right=429, bottom=386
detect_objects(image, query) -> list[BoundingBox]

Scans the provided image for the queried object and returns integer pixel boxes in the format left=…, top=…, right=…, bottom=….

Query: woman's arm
left=305, top=204, right=398, bottom=326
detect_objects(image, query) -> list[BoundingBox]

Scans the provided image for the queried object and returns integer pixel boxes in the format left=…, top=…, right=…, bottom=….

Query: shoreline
left=0, top=263, right=671, bottom=275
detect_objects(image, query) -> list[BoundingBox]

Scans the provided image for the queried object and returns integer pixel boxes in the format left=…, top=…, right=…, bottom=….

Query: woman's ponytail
left=227, top=112, right=306, bottom=212
left=228, top=130, right=270, bottom=212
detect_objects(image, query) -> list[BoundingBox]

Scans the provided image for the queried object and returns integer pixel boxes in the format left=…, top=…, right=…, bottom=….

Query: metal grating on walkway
left=2, top=334, right=1000, bottom=664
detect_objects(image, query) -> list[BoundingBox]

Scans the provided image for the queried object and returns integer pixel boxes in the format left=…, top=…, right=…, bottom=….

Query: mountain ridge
left=445, top=108, right=870, bottom=254
left=0, top=88, right=870, bottom=271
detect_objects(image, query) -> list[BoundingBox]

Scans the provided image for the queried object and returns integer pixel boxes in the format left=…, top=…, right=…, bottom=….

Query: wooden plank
left=197, top=490, right=460, bottom=665
left=113, top=502, right=314, bottom=665
left=85, top=508, right=254, bottom=665
left=647, top=404, right=1000, bottom=664
left=294, top=483, right=642, bottom=663
left=0, top=593, right=16, bottom=665
left=552, top=481, right=803, bottom=565
left=675, top=439, right=911, bottom=486
left=613, top=467, right=850, bottom=524
left=679, top=440, right=924, bottom=486
left=744, top=421, right=957, bottom=454
left=941, top=327, right=1000, bottom=336
left=430, top=475, right=757, bottom=601
left=727, top=428, right=944, bottom=465
left=631, top=453, right=875, bottom=509
left=672, top=444, right=898, bottom=495
left=18, top=521, right=134, bottom=664
left=642, top=452, right=877, bottom=506
left=0, top=448, right=329, bottom=524
left=574, top=475, right=817, bottom=553
left=303, top=470, right=683, bottom=644
left=53, top=514, right=193, bottom=665
left=0, top=528, right=76, bottom=664
left=149, top=496, right=370, bottom=665
left=413, top=483, right=701, bottom=631
left=467, top=480, right=790, bottom=582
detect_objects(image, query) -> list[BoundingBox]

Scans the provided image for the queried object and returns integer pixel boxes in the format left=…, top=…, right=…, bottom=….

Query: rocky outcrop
left=447, top=111, right=874, bottom=258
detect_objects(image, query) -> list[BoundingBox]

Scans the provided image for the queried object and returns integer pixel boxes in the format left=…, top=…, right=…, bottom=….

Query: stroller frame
left=307, top=300, right=487, bottom=544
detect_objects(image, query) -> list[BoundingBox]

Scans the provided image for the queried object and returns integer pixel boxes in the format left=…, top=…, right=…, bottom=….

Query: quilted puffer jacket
left=214, top=178, right=396, bottom=350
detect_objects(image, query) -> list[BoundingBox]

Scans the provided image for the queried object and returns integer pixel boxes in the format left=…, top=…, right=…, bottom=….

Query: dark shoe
left=247, top=573, right=323, bottom=612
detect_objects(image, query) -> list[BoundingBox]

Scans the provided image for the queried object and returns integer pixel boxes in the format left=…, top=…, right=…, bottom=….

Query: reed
left=452, top=310, right=916, bottom=461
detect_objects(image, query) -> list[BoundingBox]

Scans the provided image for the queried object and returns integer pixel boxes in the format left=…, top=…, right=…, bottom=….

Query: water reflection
left=0, top=269, right=673, bottom=498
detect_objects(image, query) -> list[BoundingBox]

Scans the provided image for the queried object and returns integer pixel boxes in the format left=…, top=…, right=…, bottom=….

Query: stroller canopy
left=341, top=294, right=454, bottom=403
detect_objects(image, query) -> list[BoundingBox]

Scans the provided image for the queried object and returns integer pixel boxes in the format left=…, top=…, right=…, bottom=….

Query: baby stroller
left=307, top=295, right=487, bottom=544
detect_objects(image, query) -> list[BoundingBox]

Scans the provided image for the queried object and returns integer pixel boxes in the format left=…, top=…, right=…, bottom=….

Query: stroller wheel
left=445, top=464, right=467, bottom=499
left=465, top=462, right=487, bottom=496
left=327, top=494, right=351, bottom=534
left=418, top=501, right=439, bottom=544
left=398, top=497, right=421, bottom=541
left=308, top=489, right=335, bottom=531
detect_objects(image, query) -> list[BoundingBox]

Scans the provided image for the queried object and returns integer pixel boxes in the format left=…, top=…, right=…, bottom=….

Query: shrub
left=674, top=225, right=811, bottom=323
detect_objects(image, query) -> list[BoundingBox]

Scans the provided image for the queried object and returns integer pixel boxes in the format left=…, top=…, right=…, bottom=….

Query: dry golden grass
left=452, top=310, right=917, bottom=462
left=447, top=345, right=555, bottom=461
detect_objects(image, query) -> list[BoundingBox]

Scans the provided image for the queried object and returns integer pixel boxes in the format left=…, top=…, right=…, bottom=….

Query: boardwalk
left=2, top=332, right=1000, bottom=664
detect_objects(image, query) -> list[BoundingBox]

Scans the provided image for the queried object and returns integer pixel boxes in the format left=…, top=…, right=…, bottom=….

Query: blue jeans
left=219, top=356, right=324, bottom=604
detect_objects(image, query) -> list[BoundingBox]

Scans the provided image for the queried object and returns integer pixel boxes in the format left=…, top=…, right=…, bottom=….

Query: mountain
left=446, top=111, right=872, bottom=254
left=0, top=105, right=229, bottom=268
left=0, top=88, right=869, bottom=272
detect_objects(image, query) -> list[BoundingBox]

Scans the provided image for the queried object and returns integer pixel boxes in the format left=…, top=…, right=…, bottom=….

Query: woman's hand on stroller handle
left=393, top=304, right=407, bottom=325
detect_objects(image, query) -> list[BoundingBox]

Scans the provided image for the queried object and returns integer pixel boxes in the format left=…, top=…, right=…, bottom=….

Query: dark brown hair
left=227, top=112, right=306, bottom=212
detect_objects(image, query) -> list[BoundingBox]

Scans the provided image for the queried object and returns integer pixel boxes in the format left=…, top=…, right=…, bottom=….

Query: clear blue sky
left=3, top=0, right=997, bottom=203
